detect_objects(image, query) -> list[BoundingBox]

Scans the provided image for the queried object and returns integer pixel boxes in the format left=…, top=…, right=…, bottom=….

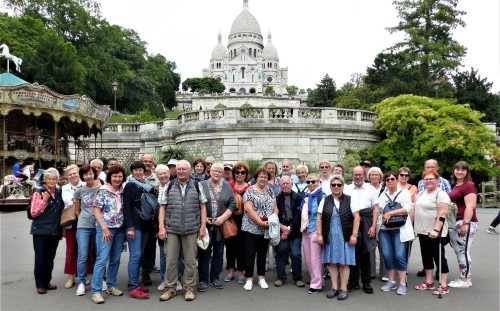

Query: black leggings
left=418, top=234, right=449, bottom=273
left=243, top=231, right=269, bottom=278
left=490, top=211, right=500, bottom=228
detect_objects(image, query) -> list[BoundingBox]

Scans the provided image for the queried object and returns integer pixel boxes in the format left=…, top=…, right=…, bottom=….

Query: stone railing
left=102, top=107, right=377, bottom=133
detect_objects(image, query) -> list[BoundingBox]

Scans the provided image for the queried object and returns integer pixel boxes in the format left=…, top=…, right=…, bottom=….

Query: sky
left=97, top=0, right=500, bottom=92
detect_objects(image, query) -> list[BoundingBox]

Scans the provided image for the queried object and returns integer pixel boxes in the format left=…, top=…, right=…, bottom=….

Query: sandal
left=414, top=282, right=435, bottom=290
left=432, top=286, right=449, bottom=295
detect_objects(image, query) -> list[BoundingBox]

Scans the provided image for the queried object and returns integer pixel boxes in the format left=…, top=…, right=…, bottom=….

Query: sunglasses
left=306, top=180, right=317, bottom=184
left=399, top=173, right=409, bottom=177
left=235, top=171, right=247, bottom=175
left=320, top=166, right=330, bottom=169
left=330, top=183, right=343, bottom=188
left=386, top=177, right=397, bottom=181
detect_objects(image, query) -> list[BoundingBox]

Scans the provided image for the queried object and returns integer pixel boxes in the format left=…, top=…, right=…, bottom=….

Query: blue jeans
left=275, top=236, right=303, bottom=281
left=127, top=229, right=149, bottom=289
left=91, top=227, right=125, bottom=294
left=158, top=238, right=166, bottom=281
left=198, top=230, right=225, bottom=283
left=76, top=227, right=96, bottom=285
left=378, top=229, right=408, bottom=271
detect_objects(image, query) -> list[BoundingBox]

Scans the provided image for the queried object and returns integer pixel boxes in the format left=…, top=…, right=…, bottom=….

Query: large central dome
left=229, top=0, right=262, bottom=37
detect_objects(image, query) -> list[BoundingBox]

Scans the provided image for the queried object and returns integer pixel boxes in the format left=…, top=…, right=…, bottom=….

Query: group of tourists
left=28, top=154, right=485, bottom=304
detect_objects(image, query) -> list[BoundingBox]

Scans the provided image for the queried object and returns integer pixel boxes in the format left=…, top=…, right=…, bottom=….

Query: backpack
left=136, top=187, right=160, bottom=221
left=165, top=179, right=201, bottom=201
left=383, top=191, right=407, bottom=228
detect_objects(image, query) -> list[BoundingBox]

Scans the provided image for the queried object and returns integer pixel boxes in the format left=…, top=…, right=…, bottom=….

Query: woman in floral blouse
left=90, top=165, right=127, bottom=304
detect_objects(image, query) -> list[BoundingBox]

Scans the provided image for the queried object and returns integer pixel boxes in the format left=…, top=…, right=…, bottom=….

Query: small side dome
left=211, top=32, right=228, bottom=59
left=262, top=32, right=278, bottom=59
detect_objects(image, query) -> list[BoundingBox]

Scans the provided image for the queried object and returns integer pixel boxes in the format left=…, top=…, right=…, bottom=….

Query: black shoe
left=326, top=289, right=339, bottom=299
left=210, top=280, right=223, bottom=289
left=306, top=281, right=310, bottom=287
left=197, top=282, right=208, bottom=292
left=142, top=274, right=152, bottom=286
left=308, top=288, right=320, bottom=294
left=337, top=290, right=348, bottom=300
left=362, top=282, right=374, bottom=294
left=323, top=270, right=331, bottom=280
left=416, top=269, right=425, bottom=277
left=347, top=283, right=360, bottom=292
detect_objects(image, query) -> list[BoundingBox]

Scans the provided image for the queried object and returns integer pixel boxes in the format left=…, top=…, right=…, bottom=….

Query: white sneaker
left=243, top=280, right=253, bottom=291
left=157, top=281, right=166, bottom=291
left=102, top=280, right=107, bottom=290
left=176, top=281, right=183, bottom=291
left=76, top=283, right=86, bottom=296
left=258, top=279, right=269, bottom=289
left=448, top=279, right=472, bottom=288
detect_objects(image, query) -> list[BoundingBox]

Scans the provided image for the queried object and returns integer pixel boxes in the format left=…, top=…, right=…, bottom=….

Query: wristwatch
left=351, top=233, right=358, bottom=238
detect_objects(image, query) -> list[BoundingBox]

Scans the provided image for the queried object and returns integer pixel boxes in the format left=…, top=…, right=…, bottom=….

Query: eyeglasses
left=424, top=178, right=436, bottom=182
left=211, top=170, right=223, bottom=174
left=235, top=171, right=247, bottom=175
left=320, top=166, right=330, bottom=169
left=385, top=177, right=396, bottom=182
left=306, top=180, right=317, bottom=184
left=399, top=173, right=409, bottom=177
left=330, top=183, right=343, bottom=188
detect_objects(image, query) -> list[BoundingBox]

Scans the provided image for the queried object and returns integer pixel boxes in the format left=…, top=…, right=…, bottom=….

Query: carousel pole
left=2, top=115, right=6, bottom=180
left=54, top=121, right=58, bottom=165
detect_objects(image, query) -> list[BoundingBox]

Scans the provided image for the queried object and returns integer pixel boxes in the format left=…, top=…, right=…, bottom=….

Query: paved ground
left=1, top=208, right=499, bottom=311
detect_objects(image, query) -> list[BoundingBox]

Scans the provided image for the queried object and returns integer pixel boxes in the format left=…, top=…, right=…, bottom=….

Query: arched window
left=249, top=48, right=252, bottom=56
left=241, top=67, right=245, bottom=79
left=253, top=49, right=256, bottom=57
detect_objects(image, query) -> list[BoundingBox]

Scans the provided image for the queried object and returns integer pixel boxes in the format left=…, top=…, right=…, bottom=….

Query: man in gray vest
left=158, top=160, right=207, bottom=302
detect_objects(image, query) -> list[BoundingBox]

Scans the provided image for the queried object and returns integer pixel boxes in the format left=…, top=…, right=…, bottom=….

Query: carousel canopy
left=0, top=73, right=112, bottom=129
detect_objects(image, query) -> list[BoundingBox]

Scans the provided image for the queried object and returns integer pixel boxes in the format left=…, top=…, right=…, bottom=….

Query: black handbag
left=383, top=191, right=407, bottom=228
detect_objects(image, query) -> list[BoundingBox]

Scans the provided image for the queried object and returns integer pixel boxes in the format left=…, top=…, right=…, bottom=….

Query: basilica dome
left=262, top=33, right=278, bottom=59
left=229, top=0, right=262, bottom=37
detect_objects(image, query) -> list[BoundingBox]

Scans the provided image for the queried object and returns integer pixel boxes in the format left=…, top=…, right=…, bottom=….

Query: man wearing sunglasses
left=344, top=166, right=379, bottom=294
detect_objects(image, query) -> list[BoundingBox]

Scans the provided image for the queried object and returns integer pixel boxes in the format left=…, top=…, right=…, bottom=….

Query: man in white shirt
left=344, top=166, right=379, bottom=294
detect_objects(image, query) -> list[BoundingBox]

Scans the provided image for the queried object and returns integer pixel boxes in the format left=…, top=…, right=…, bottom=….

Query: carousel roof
left=0, top=73, right=112, bottom=130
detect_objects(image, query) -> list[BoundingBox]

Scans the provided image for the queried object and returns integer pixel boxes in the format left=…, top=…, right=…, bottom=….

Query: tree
left=369, top=95, right=500, bottom=183
left=264, top=86, right=275, bottom=95
left=453, top=68, right=500, bottom=124
left=182, top=77, right=225, bottom=93
left=286, top=85, right=299, bottom=96
left=334, top=73, right=374, bottom=110
left=306, top=74, right=338, bottom=107
left=387, top=0, right=467, bottom=83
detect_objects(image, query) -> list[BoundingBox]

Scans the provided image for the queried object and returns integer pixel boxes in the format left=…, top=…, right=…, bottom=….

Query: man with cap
left=222, top=163, right=233, bottom=183
left=360, top=160, right=372, bottom=183
left=167, top=159, right=178, bottom=181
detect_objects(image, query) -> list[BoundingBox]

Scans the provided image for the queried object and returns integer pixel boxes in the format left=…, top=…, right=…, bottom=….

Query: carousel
left=0, top=45, right=112, bottom=207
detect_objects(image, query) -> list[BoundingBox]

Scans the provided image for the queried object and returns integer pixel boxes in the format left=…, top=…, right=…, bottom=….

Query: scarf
left=300, top=187, right=324, bottom=232
left=101, top=184, right=123, bottom=214
left=126, top=176, right=152, bottom=192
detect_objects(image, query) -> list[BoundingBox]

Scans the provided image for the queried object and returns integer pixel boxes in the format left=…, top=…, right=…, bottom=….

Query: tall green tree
left=307, top=74, right=338, bottom=107
left=286, top=85, right=299, bottom=96
left=369, top=95, right=499, bottom=182
left=388, top=0, right=467, bottom=82
left=182, top=77, right=225, bottom=94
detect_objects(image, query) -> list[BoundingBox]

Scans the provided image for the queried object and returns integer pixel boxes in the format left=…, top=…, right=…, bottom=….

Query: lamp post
left=112, top=80, right=119, bottom=112
left=433, top=80, right=440, bottom=99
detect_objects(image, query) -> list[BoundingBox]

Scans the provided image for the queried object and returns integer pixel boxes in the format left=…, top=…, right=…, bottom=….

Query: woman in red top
left=447, top=161, right=478, bottom=289
left=224, top=161, right=250, bottom=284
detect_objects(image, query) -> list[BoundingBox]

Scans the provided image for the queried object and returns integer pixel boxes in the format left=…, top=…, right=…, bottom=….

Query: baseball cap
left=223, top=162, right=233, bottom=169
left=167, top=159, right=178, bottom=166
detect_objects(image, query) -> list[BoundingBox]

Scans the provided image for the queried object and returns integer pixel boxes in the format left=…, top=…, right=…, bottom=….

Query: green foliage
left=158, top=146, right=190, bottom=164
left=244, top=159, right=262, bottom=179
left=453, top=68, right=500, bottom=124
left=265, top=86, right=275, bottom=94
left=370, top=95, right=500, bottom=183
left=286, top=85, right=299, bottom=96
left=334, top=73, right=374, bottom=110
left=307, top=74, right=338, bottom=107
left=182, top=77, right=225, bottom=93
left=1, top=1, right=179, bottom=114
left=387, top=0, right=467, bottom=82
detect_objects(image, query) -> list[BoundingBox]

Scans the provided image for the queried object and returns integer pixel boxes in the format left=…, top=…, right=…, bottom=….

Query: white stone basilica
left=202, top=0, right=288, bottom=95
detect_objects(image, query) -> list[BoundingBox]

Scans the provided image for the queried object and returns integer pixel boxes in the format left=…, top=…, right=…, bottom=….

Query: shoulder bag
left=60, top=204, right=77, bottom=227
left=209, top=183, right=237, bottom=239
left=383, top=191, right=407, bottom=228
